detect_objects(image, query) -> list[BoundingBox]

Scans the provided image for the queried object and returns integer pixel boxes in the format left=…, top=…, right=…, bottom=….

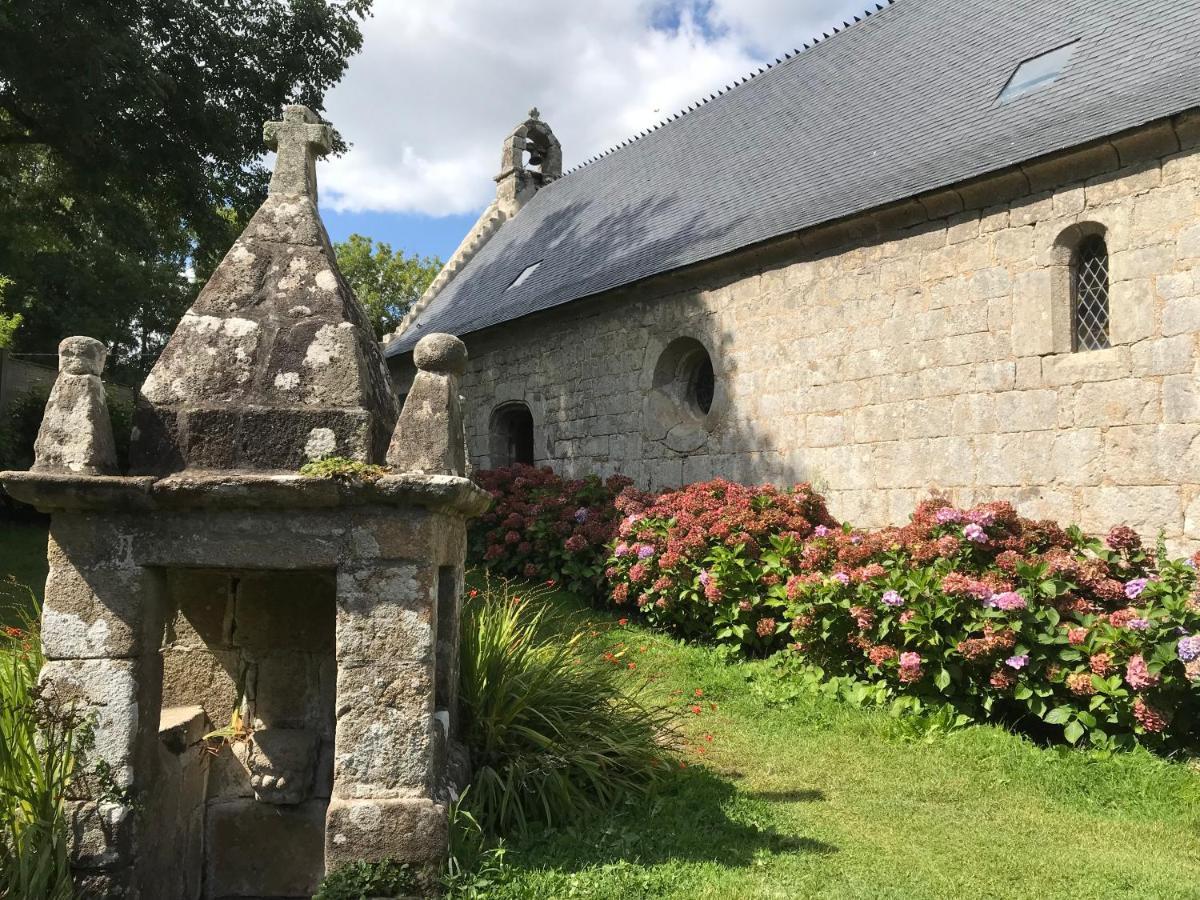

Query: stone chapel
left=384, top=0, right=1200, bottom=548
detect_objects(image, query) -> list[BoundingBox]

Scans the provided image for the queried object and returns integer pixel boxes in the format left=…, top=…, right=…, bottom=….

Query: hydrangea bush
left=604, top=479, right=837, bottom=655
left=779, top=500, right=1200, bottom=750
left=472, top=467, right=1200, bottom=750
left=470, top=465, right=631, bottom=596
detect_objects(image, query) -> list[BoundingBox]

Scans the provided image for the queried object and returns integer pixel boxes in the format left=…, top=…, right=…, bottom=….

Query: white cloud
left=318, top=0, right=874, bottom=216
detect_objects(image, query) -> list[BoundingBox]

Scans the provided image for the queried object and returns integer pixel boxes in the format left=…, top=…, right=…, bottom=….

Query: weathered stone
left=130, top=104, right=399, bottom=474
left=67, top=801, right=135, bottom=870
left=205, top=798, right=327, bottom=898
left=248, top=728, right=319, bottom=804
left=387, top=333, right=469, bottom=475
left=325, top=797, right=447, bottom=869
left=32, top=337, right=118, bottom=476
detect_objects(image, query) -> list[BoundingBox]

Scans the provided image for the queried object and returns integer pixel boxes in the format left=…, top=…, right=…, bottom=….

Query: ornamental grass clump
left=0, top=585, right=85, bottom=900
left=458, top=577, right=673, bottom=834
left=470, top=465, right=631, bottom=596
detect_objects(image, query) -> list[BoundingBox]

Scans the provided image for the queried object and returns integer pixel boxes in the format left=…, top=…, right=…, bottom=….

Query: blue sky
left=316, top=0, right=875, bottom=261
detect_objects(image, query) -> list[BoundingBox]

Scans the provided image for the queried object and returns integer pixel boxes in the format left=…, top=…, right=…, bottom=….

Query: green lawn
left=0, top=519, right=47, bottom=627
left=490, top=592, right=1200, bottom=899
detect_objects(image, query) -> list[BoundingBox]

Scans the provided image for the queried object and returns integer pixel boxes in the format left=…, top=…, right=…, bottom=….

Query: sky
left=315, top=0, right=877, bottom=261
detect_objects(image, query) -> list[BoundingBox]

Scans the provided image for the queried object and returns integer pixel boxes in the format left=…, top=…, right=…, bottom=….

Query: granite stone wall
left=392, top=112, right=1200, bottom=549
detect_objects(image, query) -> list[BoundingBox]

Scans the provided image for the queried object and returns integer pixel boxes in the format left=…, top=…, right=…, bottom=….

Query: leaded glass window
left=1072, top=235, right=1110, bottom=351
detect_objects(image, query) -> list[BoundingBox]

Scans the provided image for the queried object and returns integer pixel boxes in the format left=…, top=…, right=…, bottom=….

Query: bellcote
left=494, top=108, right=561, bottom=217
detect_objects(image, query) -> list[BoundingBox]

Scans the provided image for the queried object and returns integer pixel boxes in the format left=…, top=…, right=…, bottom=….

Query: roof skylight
left=507, top=261, right=542, bottom=290
left=996, top=40, right=1078, bottom=105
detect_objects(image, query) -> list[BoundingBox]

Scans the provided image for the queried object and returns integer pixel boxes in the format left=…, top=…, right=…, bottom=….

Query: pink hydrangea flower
left=882, top=590, right=905, bottom=607
left=963, top=523, right=987, bottom=543
left=1125, top=654, right=1160, bottom=691
left=990, top=591, right=1026, bottom=612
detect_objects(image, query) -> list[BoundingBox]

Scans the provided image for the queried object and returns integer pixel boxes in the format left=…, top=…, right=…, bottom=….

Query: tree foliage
left=334, top=233, right=441, bottom=339
left=0, top=276, right=20, bottom=349
left=0, top=0, right=372, bottom=379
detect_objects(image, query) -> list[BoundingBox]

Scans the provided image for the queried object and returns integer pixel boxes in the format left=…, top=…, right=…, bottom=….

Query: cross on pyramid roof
left=263, top=105, right=334, bottom=202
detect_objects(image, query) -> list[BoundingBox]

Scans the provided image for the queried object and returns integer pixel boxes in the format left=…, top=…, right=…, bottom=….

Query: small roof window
left=996, top=40, right=1078, bottom=105
left=507, top=260, right=542, bottom=290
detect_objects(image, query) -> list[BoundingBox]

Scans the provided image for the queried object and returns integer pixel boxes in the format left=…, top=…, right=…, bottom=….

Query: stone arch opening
left=643, top=336, right=719, bottom=454
left=489, top=402, right=535, bottom=467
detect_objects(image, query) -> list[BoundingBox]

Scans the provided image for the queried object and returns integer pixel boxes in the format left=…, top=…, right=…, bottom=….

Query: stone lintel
left=0, top=471, right=491, bottom=517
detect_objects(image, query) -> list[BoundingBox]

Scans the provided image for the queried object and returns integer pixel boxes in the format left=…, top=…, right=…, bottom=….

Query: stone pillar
left=387, top=333, right=468, bottom=476
left=325, top=557, right=447, bottom=886
left=39, top=514, right=164, bottom=898
left=33, top=336, right=118, bottom=475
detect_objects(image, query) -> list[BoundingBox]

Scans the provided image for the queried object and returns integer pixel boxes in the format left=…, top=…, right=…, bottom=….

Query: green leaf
left=935, top=668, right=951, bottom=691
left=1044, top=706, right=1072, bottom=725
left=1063, top=719, right=1086, bottom=744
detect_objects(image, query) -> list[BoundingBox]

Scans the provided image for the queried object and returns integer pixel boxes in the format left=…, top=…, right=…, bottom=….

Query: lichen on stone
left=298, top=456, right=388, bottom=483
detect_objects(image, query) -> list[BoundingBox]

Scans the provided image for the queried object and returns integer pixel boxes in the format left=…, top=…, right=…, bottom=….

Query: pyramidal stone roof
left=389, top=0, right=1200, bottom=355
left=131, top=105, right=399, bottom=474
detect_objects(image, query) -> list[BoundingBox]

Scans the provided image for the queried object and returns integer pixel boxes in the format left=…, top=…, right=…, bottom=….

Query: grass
left=487, top=587, right=1200, bottom=899
left=0, top=519, right=47, bottom=628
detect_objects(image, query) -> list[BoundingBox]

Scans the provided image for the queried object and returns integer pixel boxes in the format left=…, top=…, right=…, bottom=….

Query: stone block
left=252, top=652, right=333, bottom=732
left=1073, top=379, right=1159, bottom=427
left=1010, top=269, right=1054, bottom=356
left=161, top=648, right=243, bottom=728
left=41, top=560, right=155, bottom=660
left=1132, top=335, right=1194, bottom=377
left=163, top=569, right=232, bottom=650
left=1164, top=375, right=1200, bottom=423
left=1052, top=428, right=1103, bottom=485
left=67, top=801, right=134, bottom=870
left=41, top=659, right=141, bottom=794
left=204, top=798, right=327, bottom=898
left=1162, top=296, right=1200, bottom=336
left=248, top=727, right=319, bottom=804
left=1041, top=347, right=1130, bottom=386
left=1085, top=486, right=1183, bottom=538
left=332, top=702, right=435, bottom=799
left=325, top=797, right=447, bottom=869
left=1023, top=143, right=1118, bottom=193
left=233, top=569, right=336, bottom=655
left=1108, top=278, right=1156, bottom=344
left=1179, top=224, right=1200, bottom=260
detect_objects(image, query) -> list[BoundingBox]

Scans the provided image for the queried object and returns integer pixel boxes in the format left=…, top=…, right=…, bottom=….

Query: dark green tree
left=334, top=234, right=442, bottom=339
left=0, top=0, right=372, bottom=380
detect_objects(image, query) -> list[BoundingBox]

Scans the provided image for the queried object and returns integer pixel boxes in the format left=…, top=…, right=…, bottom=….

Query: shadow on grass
left=502, top=767, right=836, bottom=874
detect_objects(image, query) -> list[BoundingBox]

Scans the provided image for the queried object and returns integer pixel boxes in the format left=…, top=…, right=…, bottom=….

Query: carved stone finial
left=386, top=334, right=468, bottom=475
left=32, top=336, right=118, bottom=475
left=263, top=105, right=334, bottom=202
left=528, top=107, right=540, bottom=120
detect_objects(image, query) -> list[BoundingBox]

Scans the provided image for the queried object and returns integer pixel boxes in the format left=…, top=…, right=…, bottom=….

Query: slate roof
left=388, top=0, right=1200, bottom=356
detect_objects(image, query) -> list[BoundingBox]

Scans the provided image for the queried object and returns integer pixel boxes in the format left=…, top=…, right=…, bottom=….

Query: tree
left=0, top=276, right=19, bottom=348
left=334, top=234, right=442, bottom=340
left=0, top=0, right=372, bottom=380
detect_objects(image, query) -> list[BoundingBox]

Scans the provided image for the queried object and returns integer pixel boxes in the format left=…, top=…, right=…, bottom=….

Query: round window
left=645, top=337, right=717, bottom=453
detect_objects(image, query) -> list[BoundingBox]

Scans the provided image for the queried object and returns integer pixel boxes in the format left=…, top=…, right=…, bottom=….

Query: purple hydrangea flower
left=699, top=570, right=711, bottom=586
left=614, top=543, right=630, bottom=557
left=935, top=508, right=963, bottom=525
left=637, top=544, right=655, bottom=559
left=574, top=507, right=590, bottom=524
left=851, top=535, right=863, bottom=545
left=963, top=523, right=987, bottom=543
left=1128, top=618, right=1151, bottom=631
left=968, top=510, right=996, bottom=527
left=1125, top=578, right=1149, bottom=600
left=1177, top=635, right=1200, bottom=662
left=833, top=572, right=850, bottom=585
left=991, top=591, right=1027, bottom=612
left=813, top=525, right=831, bottom=537
left=1005, top=655, right=1029, bottom=670
left=882, top=590, right=905, bottom=607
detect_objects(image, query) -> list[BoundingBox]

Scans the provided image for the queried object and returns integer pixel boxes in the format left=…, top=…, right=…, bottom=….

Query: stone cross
left=263, top=105, right=334, bottom=202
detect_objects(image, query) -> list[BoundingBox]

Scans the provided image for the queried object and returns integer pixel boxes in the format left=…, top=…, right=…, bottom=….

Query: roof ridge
left=559, top=0, right=899, bottom=177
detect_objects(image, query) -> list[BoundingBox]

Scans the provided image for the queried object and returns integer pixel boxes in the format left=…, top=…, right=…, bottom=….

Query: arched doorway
left=489, top=402, right=535, bottom=466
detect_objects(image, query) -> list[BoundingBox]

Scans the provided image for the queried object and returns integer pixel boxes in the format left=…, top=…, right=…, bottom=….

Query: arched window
left=1072, top=234, right=1110, bottom=351
left=489, top=402, right=534, bottom=467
